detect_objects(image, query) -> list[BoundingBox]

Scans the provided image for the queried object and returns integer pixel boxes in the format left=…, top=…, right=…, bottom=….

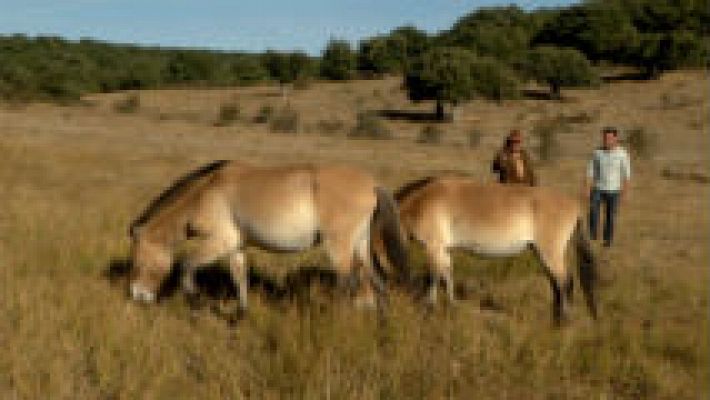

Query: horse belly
left=239, top=199, right=320, bottom=252
left=458, top=240, right=532, bottom=257
left=452, top=219, right=534, bottom=257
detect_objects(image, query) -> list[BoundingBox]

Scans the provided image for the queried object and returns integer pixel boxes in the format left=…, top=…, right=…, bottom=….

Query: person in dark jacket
left=492, top=129, right=537, bottom=186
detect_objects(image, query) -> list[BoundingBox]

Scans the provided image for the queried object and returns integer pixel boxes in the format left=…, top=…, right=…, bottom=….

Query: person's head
left=506, top=129, right=523, bottom=151
left=601, top=126, right=619, bottom=149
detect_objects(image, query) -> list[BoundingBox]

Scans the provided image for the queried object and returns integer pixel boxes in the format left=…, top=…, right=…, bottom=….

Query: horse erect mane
left=129, top=160, right=229, bottom=235
left=394, top=176, right=436, bottom=202
left=394, top=171, right=473, bottom=202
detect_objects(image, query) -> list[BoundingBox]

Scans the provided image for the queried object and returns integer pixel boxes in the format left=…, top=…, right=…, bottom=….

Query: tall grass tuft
left=254, top=104, right=274, bottom=124
left=349, top=112, right=391, bottom=140
left=269, top=106, right=300, bottom=134
left=625, top=126, right=657, bottom=160
left=317, top=118, right=345, bottom=136
left=417, top=125, right=444, bottom=145
left=468, top=128, right=482, bottom=148
left=214, top=101, right=240, bottom=126
left=113, top=93, right=140, bottom=113
left=532, top=117, right=565, bottom=161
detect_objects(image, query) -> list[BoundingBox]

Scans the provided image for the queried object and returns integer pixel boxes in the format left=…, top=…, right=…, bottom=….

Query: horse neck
left=140, top=214, right=185, bottom=251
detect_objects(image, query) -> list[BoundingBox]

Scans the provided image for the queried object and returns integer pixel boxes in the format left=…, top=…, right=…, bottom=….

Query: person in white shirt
left=585, top=126, right=631, bottom=247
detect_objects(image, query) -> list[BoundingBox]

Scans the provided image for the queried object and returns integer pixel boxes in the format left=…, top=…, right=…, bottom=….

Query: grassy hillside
left=0, top=71, right=708, bottom=398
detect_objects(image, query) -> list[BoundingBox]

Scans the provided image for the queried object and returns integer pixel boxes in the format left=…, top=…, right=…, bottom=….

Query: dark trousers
left=589, top=189, right=620, bottom=245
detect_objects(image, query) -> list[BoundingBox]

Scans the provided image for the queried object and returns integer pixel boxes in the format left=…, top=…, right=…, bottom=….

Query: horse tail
left=371, top=187, right=409, bottom=284
left=573, top=219, right=598, bottom=319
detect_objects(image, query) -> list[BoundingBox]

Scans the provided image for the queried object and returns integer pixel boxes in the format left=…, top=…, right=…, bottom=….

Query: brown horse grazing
left=375, top=176, right=597, bottom=324
left=128, top=160, right=408, bottom=314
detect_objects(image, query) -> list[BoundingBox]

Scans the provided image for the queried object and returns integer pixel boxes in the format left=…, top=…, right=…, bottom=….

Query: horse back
left=397, top=178, right=580, bottom=251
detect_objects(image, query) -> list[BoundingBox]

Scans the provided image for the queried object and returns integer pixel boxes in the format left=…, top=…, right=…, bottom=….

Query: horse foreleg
left=226, top=250, right=248, bottom=321
left=181, top=229, right=239, bottom=308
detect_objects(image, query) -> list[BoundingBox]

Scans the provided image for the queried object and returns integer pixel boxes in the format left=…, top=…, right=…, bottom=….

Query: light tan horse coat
left=128, top=160, right=406, bottom=314
left=381, top=176, right=597, bottom=323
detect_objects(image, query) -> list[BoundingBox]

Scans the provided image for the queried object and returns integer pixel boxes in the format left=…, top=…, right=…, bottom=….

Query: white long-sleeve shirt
left=587, top=147, right=631, bottom=191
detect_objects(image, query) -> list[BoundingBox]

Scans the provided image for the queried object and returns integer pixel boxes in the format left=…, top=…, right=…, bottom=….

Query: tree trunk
left=550, top=82, right=561, bottom=100
left=435, top=99, right=445, bottom=121
left=644, top=64, right=661, bottom=80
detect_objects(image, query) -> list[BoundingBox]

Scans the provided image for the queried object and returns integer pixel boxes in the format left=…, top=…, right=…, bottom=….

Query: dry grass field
left=1, top=70, right=708, bottom=399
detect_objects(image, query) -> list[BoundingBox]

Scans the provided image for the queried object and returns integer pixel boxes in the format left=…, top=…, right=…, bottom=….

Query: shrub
left=113, top=93, right=140, bottom=113
left=349, top=112, right=392, bottom=140
left=532, top=117, right=567, bottom=161
left=214, top=101, right=240, bottom=126
left=253, top=104, right=274, bottom=123
left=317, top=119, right=345, bottom=136
left=468, top=129, right=482, bottom=148
left=625, top=126, right=656, bottom=159
left=292, top=77, right=312, bottom=91
left=320, top=39, right=356, bottom=80
left=469, top=57, right=520, bottom=102
left=417, top=124, right=444, bottom=145
left=561, top=109, right=599, bottom=124
left=269, top=106, right=300, bottom=134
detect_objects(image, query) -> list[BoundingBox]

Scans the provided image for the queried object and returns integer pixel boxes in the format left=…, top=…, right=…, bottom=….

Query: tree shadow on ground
left=521, top=89, right=554, bottom=100
left=375, top=109, right=451, bottom=123
left=601, top=71, right=651, bottom=83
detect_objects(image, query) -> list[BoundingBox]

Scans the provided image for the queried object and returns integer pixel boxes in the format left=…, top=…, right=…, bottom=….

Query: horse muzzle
left=130, top=281, right=156, bottom=303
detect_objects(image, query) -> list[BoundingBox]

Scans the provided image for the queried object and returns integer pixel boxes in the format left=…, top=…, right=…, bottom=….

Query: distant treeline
left=0, top=0, right=707, bottom=102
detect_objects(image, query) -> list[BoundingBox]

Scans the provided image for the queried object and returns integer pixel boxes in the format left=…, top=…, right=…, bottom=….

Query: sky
left=0, top=0, right=578, bottom=55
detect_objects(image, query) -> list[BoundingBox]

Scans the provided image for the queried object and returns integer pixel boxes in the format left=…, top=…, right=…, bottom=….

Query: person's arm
left=585, top=154, right=595, bottom=196
left=620, top=149, right=631, bottom=196
left=492, top=151, right=502, bottom=173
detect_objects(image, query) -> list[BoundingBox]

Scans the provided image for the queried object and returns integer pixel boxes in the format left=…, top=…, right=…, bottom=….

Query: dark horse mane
left=394, top=171, right=473, bottom=202
left=129, top=160, right=229, bottom=236
left=394, top=176, right=437, bottom=202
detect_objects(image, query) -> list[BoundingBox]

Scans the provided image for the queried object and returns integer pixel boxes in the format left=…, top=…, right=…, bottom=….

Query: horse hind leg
left=533, top=242, right=570, bottom=326
left=323, top=234, right=358, bottom=298
left=425, top=243, right=454, bottom=306
left=354, top=235, right=387, bottom=309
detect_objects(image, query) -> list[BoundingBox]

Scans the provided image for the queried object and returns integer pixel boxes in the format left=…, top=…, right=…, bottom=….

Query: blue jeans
left=589, top=189, right=620, bottom=246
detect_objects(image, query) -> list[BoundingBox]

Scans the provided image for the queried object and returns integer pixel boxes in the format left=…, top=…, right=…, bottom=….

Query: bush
left=253, top=104, right=274, bottom=123
left=469, top=57, right=520, bottom=102
left=349, top=112, right=392, bottom=139
left=468, top=129, right=482, bottom=148
left=269, top=106, right=300, bottom=134
left=417, top=124, right=444, bottom=145
left=214, top=101, right=240, bottom=126
left=320, top=39, right=356, bottom=80
left=113, top=93, right=140, bottom=113
left=560, top=109, right=599, bottom=124
left=292, top=77, right=312, bottom=91
left=317, top=118, right=345, bottom=136
left=625, top=126, right=656, bottom=159
left=532, top=117, right=567, bottom=161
